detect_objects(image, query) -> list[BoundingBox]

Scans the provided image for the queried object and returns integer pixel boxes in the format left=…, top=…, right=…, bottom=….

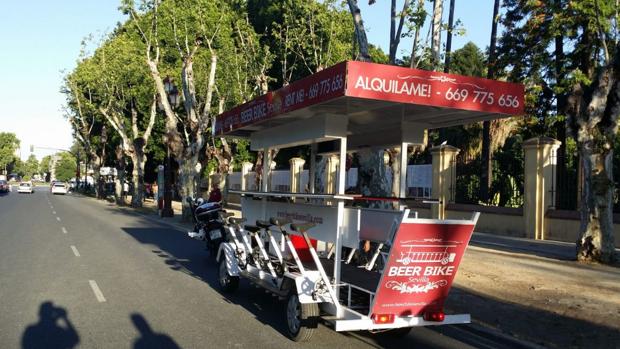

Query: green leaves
left=248, top=0, right=353, bottom=86
left=54, top=152, right=77, bottom=182
left=0, top=132, right=20, bottom=172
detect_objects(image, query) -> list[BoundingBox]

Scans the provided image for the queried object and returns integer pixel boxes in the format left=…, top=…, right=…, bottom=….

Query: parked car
left=17, top=182, right=34, bottom=194
left=51, top=182, right=67, bottom=195
left=0, top=180, right=9, bottom=193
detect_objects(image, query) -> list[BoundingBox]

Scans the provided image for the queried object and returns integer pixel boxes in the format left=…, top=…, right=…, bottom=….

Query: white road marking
left=62, top=227, right=68, bottom=234
left=89, top=280, right=106, bottom=302
left=56, top=217, right=61, bottom=222
left=70, top=245, right=81, bottom=257
left=52, top=211, right=56, bottom=214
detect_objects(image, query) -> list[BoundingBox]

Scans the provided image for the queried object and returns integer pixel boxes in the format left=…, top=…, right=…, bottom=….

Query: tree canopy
left=0, top=132, right=20, bottom=173
left=54, top=153, right=77, bottom=182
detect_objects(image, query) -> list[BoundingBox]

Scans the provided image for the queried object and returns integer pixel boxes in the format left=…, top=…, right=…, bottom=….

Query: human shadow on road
left=21, top=301, right=80, bottom=349
left=131, top=313, right=181, bottom=349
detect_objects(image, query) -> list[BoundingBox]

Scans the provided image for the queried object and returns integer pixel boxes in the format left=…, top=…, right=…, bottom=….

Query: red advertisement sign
left=345, top=61, right=525, bottom=116
left=215, top=62, right=347, bottom=135
left=215, top=61, right=525, bottom=135
left=370, top=221, right=475, bottom=317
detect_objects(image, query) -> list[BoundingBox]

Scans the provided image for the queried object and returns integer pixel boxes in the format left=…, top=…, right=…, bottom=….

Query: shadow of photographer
left=131, top=313, right=181, bottom=349
left=22, top=301, right=79, bottom=349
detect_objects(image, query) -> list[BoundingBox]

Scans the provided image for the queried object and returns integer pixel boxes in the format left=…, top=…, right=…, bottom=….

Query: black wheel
left=207, top=238, right=223, bottom=261
left=218, top=257, right=239, bottom=293
left=286, top=291, right=319, bottom=342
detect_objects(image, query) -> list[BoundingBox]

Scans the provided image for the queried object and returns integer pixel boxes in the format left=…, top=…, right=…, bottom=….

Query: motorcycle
left=186, top=197, right=227, bottom=259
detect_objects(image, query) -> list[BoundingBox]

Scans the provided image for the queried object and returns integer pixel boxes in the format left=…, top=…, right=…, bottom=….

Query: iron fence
left=550, top=151, right=580, bottom=211
left=451, top=150, right=524, bottom=208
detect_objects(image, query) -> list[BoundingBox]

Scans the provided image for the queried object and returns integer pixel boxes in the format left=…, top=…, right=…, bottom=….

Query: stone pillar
left=325, top=155, right=339, bottom=194
left=289, top=157, right=306, bottom=193
left=523, top=137, right=561, bottom=240
left=240, top=162, right=253, bottom=191
left=431, top=145, right=460, bottom=220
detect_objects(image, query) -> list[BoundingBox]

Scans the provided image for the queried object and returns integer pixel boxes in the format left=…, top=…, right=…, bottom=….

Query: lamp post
left=160, top=77, right=179, bottom=217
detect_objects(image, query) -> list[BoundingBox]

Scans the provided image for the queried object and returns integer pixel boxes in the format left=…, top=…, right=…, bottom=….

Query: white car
left=17, top=182, right=34, bottom=194
left=51, top=182, right=68, bottom=195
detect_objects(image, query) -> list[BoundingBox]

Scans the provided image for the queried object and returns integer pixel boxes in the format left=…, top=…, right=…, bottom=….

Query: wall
left=403, top=201, right=619, bottom=247
left=545, top=210, right=620, bottom=247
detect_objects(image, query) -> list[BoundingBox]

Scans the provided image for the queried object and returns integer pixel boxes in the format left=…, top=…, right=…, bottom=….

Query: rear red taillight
left=372, top=313, right=395, bottom=324
left=423, top=311, right=445, bottom=322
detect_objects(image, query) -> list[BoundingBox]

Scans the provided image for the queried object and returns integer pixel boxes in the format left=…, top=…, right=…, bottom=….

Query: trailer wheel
left=218, top=258, right=239, bottom=293
left=286, top=292, right=319, bottom=342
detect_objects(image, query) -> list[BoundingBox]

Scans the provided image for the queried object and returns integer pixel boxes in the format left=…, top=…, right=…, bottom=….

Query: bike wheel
left=286, top=291, right=319, bottom=342
left=218, top=258, right=239, bottom=293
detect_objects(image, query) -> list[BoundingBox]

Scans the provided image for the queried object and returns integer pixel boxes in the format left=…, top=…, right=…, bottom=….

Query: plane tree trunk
left=567, top=41, right=620, bottom=264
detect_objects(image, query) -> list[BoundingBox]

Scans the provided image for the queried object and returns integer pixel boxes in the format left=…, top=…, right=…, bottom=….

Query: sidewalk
left=134, top=198, right=242, bottom=228
left=471, top=231, right=620, bottom=261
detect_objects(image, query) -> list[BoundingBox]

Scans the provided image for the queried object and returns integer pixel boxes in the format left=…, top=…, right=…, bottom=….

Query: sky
left=0, top=0, right=494, bottom=161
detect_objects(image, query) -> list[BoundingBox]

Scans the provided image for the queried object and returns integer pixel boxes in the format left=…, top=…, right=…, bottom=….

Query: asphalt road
left=0, top=187, right=520, bottom=349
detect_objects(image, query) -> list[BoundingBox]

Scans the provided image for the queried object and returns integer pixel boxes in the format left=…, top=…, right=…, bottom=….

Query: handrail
left=229, top=190, right=359, bottom=201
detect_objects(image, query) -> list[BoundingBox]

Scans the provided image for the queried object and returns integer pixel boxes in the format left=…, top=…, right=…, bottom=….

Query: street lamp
left=160, top=77, right=179, bottom=218
left=163, top=77, right=180, bottom=107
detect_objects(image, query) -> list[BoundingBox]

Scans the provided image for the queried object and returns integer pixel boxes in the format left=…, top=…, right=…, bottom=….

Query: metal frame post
left=333, top=137, right=347, bottom=314
left=261, top=148, right=272, bottom=193
left=399, top=142, right=408, bottom=199
left=309, top=142, right=317, bottom=193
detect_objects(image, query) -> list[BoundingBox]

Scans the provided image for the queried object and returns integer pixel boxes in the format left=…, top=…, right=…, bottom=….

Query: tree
left=23, top=154, right=39, bottom=179
left=346, top=0, right=371, bottom=61
left=64, top=39, right=110, bottom=198
left=54, top=153, right=77, bottom=182
left=480, top=0, right=501, bottom=204
left=430, top=0, right=444, bottom=68
left=497, top=0, right=618, bottom=264
left=565, top=10, right=619, bottom=264
left=0, top=132, right=20, bottom=175
left=40, top=155, right=52, bottom=181
left=450, top=42, right=485, bottom=76
left=123, top=0, right=265, bottom=219
left=66, top=28, right=158, bottom=207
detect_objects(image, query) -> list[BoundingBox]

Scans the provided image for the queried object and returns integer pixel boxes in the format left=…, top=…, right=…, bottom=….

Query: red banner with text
left=215, top=62, right=347, bottom=135
left=370, top=221, right=475, bottom=317
left=345, top=61, right=524, bottom=115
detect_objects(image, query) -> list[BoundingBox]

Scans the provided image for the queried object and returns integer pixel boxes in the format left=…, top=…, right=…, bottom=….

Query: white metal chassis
left=333, top=306, right=470, bottom=332
left=219, top=112, right=473, bottom=332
